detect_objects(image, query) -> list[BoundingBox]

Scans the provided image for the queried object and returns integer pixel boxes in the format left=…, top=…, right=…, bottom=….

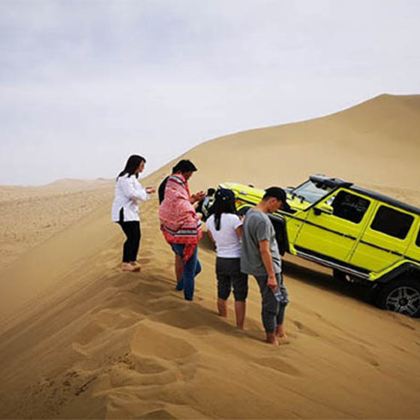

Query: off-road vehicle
left=221, top=175, right=420, bottom=317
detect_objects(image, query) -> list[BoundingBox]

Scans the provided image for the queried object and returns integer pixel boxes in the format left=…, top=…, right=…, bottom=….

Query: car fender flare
left=377, top=262, right=420, bottom=284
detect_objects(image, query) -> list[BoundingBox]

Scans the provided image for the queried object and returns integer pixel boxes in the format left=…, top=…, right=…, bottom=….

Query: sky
left=1, top=0, right=419, bottom=185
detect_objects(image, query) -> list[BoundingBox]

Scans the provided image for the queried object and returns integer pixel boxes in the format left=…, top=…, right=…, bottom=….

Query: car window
left=292, top=180, right=334, bottom=204
left=371, top=205, right=414, bottom=240
left=330, top=191, right=370, bottom=224
left=416, top=227, right=420, bottom=247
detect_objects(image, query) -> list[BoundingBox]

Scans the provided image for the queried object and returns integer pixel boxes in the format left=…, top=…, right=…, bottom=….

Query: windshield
left=292, top=180, right=334, bottom=204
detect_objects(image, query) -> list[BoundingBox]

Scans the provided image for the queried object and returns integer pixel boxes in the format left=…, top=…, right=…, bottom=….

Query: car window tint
left=416, top=227, right=420, bottom=247
left=331, top=191, right=370, bottom=223
left=371, top=205, right=414, bottom=240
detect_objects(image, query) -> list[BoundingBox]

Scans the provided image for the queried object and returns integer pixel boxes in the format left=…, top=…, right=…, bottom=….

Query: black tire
left=333, top=269, right=347, bottom=282
left=375, top=278, right=420, bottom=317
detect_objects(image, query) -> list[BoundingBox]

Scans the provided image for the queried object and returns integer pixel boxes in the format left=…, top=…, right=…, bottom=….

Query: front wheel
left=375, top=278, right=420, bottom=317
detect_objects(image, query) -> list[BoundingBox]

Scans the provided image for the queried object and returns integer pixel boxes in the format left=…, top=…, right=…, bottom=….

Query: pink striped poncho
left=159, top=174, right=202, bottom=262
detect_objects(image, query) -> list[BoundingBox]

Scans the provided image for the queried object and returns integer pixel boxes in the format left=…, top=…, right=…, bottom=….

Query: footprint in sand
left=103, top=352, right=181, bottom=388
left=147, top=296, right=184, bottom=313
left=292, top=320, right=320, bottom=337
left=125, top=354, right=169, bottom=375
left=130, top=323, right=198, bottom=361
left=72, top=309, right=142, bottom=346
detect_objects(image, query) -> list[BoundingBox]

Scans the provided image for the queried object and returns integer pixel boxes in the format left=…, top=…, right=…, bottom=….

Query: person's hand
left=146, top=187, right=156, bottom=194
left=267, top=274, right=278, bottom=290
left=191, top=191, right=205, bottom=203
left=196, top=191, right=206, bottom=200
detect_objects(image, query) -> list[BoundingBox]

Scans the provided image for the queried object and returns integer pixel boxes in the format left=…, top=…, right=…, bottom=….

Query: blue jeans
left=170, top=244, right=202, bottom=301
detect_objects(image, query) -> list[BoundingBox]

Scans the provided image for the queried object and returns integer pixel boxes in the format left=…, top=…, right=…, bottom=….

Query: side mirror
left=313, top=202, right=333, bottom=216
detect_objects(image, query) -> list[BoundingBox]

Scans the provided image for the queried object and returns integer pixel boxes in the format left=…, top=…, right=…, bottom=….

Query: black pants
left=118, top=221, right=141, bottom=263
left=216, top=257, right=248, bottom=301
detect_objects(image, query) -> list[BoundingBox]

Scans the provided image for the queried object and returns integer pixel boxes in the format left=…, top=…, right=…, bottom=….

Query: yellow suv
left=220, top=175, right=420, bottom=317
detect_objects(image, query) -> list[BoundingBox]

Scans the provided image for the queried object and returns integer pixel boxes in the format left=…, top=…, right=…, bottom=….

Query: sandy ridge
left=0, top=94, right=419, bottom=418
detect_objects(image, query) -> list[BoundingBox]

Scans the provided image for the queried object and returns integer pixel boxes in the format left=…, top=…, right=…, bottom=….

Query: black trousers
left=118, top=221, right=141, bottom=263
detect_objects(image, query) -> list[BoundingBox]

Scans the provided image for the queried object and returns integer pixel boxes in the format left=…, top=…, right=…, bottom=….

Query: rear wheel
left=376, top=278, right=420, bottom=317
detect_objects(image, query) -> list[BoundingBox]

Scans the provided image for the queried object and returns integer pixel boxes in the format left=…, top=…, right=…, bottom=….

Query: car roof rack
left=309, top=175, right=353, bottom=189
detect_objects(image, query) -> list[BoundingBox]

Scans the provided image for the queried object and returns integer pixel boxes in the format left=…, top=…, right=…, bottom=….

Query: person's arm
left=234, top=215, right=243, bottom=239
left=259, top=240, right=278, bottom=289
left=120, top=177, right=149, bottom=201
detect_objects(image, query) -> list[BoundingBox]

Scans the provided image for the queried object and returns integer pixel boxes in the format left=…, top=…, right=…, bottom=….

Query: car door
left=294, top=189, right=372, bottom=262
left=405, top=220, right=420, bottom=263
left=350, top=204, right=415, bottom=272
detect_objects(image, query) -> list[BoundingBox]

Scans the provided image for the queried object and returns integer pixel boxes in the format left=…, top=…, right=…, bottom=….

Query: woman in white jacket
left=112, top=155, right=155, bottom=272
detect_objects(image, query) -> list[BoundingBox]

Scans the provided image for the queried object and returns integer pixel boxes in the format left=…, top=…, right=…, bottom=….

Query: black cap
left=172, top=159, right=197, bottom=173
left=264, top=186, right=291, bottom=212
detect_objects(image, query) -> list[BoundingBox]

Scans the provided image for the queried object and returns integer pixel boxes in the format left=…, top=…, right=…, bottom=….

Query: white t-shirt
left=111, top=174, right=149, bottom=222
left=206, top=213, right=242, bottom=258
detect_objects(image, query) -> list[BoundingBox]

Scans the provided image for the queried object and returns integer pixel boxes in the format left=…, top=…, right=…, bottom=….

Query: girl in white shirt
left=112, top=155, right=155, bottom=272
left=206, top=189, right=248, bottom=328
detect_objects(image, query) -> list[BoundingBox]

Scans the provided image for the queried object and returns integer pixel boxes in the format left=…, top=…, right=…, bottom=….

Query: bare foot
left=265, top=333, right=279, bottom=346
left=275, top=325, right=287, bottom=338
left=277, top=334, right=290, bottom=345
left=121, top=263, right=141, bottom=272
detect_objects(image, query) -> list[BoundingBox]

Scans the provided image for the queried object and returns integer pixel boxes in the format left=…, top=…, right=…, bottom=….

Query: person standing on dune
left=157, top=160, right=190, bottom=286
left=241, top=187, right=290, bottom=345
left=206, top=188, right=248, bottom=328
left=159, top=160, right=205, bottom=300
left=112, top=155, right=155, bottom=272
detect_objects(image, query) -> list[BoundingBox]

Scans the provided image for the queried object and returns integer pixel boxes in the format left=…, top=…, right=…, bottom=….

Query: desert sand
left=0, top=94, right=419, bottom=418
left=0, top=179, right=113, bottom=272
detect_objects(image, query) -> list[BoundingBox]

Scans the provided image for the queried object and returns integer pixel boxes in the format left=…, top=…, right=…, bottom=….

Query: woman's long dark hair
left=117, top=155, right=146, bottom=179
left=213, top=189, right=237, bottom=231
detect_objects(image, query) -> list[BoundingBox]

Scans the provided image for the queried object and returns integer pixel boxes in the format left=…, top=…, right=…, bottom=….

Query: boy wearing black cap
left=241, top=187, right=289, bottom=345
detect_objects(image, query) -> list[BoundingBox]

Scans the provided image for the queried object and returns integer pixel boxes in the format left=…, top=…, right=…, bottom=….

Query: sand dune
left=0, top=94, right=419, bottom=419
left=0, top=179, right=113, bottom=271
left=179, top=94, right=420, bottom=196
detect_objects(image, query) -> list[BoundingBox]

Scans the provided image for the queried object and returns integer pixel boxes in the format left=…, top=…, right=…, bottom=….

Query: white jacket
left=112, top=174, right=149, bottom=222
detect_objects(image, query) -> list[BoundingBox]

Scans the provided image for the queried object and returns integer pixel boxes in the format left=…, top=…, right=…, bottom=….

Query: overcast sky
left=1, top=0, right=419, bottom=185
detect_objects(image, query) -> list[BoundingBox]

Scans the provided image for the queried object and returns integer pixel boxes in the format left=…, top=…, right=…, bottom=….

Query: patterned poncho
left=159, top=174, right=202, bottom=262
